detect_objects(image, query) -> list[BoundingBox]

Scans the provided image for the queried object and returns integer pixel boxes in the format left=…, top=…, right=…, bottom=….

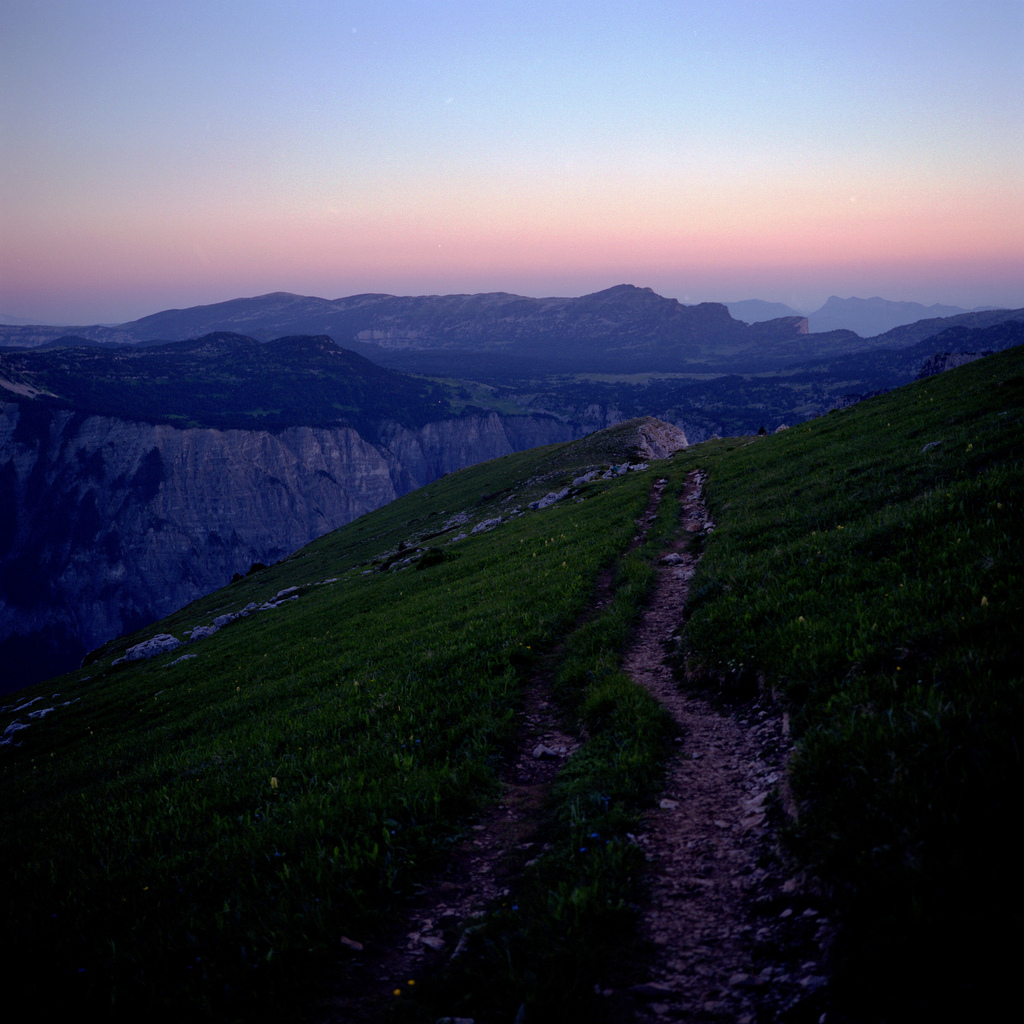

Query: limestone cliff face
left=0, top=402, right=577, bottom=691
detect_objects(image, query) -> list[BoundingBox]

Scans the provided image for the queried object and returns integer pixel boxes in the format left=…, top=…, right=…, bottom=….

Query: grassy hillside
left=680, top=345, right=1023, bottom=1016
left=0, top=419, right=681, bottom=1020
left=2, top=346, right=1021, bottom=1021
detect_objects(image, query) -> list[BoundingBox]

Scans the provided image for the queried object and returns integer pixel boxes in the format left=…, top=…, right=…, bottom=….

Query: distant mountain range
left=0, top=286, right=807, bottom=371
left=726, top=295, right=998, bottom=336
left=0, top=312, right=56, bottom=327
left=724, top=299, right=807, bottom=323
left=2, top=284, right=1019, bottom=374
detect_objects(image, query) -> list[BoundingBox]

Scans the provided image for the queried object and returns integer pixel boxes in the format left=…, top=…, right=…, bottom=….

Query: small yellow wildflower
left=981, top=596, right=989, bottom=607
left=270, top=777, right=279, bottom=789
left=393, top=988, right=402, bottom=997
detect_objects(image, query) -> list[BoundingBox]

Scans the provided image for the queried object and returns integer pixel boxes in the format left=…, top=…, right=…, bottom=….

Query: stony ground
left=307, top=472, right=836, bottom=1023
left=606, top=472, right=835, bottom=1023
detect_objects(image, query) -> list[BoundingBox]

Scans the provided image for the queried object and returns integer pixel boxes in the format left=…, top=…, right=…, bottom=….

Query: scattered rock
left=471, top=517, right=503, bottom=534
left=800, top=974, right=829, bottom=993
left=628, top=981, right=677, bottom=1001
left=0, top=720, right=31, bottom=746
left=113, top=633, right=181, bottom=664
left=529, top=487, right=570, bottom=510
left=187, top=625, right=219, bottom=641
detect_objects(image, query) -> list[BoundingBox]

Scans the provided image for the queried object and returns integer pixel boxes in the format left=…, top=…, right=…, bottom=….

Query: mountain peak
left=581, top=284, right=662, bottom=302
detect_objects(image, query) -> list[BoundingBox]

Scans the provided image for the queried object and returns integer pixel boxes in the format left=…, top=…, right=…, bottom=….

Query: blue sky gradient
left=2, top=1, right=1021, bottom=323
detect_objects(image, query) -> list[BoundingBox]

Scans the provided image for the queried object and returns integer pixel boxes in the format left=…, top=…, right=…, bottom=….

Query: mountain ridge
left=806, top=294, right=995, bottom=335
left=0, top=286, right=810, bottom=370
left=2, top=287, right=1020, bottom=373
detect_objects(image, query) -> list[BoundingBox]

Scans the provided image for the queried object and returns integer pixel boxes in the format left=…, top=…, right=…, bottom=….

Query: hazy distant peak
left=0, top=312, right=62, bottom=327
left=808, top=295, right=982, bottom=337
left=725, top=299, right=805, bottom=323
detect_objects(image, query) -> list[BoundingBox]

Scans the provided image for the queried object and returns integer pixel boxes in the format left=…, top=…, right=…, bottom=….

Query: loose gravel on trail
left=614, top=470, right=835, bottom=1024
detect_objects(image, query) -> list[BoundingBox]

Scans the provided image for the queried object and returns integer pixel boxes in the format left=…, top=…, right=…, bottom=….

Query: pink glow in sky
left=2, top=1, right=1022, bottom=324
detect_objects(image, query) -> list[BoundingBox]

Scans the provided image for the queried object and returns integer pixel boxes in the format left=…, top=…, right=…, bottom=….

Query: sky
left=1, top=0, right=1022, bottom=324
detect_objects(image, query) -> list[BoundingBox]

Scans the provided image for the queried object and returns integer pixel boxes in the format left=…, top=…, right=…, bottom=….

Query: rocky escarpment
left=916, top=350, right=992, bottom=378
left=0, top=402, right=578, bottom=692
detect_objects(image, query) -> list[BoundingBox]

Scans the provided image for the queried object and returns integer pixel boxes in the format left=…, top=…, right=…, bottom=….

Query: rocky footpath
left=616, top=472, right=834, bottom=1023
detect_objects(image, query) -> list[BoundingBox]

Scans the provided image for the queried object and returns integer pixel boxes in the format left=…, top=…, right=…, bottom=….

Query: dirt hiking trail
left=613, top=470, right=835, bottom=1023
left=307, top=472, right=834, bottom=1023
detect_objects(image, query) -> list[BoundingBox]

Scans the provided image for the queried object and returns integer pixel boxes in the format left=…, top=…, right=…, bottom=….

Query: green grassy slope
left=2, top=343, right=1021, bottom=1021
left=0, top=419, right=680, bottom=1020
left=680, top=346, right=1023, bottom=1016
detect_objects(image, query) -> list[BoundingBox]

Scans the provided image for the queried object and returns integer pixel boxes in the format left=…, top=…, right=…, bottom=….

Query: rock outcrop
left=0, top=402, right=577, bottom=692
left=635, top=419, right=689, bottom=459
left=916, top=351, right=992, bottom=378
